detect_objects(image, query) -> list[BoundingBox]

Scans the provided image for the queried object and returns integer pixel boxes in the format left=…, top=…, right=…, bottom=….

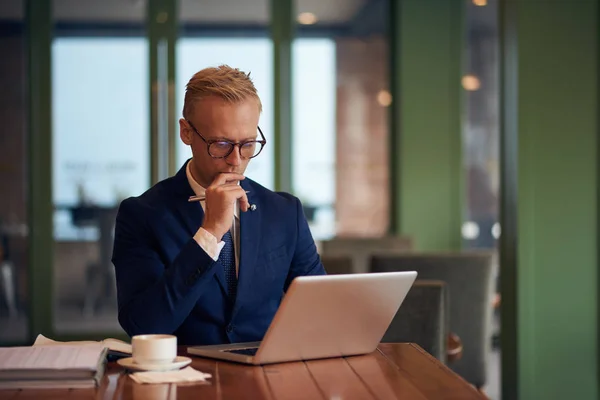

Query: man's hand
left=201, top=173, right=249, bottom=240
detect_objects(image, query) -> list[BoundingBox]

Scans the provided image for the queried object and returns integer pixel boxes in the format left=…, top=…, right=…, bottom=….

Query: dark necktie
left=221, top=230, right=237, bottom=302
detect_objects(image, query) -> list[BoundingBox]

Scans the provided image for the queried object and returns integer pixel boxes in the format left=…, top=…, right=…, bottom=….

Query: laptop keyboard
left=222, top=347, right=259, bottom=356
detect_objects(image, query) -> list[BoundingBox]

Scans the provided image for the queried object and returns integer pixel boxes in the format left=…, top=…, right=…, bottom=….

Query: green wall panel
left=394, top=0, right=464, bottom=251
left=515, top=0, right=598, bottom=398
left=271, top=0, right=293, bottom=193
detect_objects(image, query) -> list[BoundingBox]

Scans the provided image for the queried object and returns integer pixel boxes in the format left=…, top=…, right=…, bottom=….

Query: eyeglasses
left=186, top=119, right=266, bottom=159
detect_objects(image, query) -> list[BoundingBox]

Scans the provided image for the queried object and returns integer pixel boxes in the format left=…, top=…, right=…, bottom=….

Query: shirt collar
left=185, top=159, right=206, bottom=198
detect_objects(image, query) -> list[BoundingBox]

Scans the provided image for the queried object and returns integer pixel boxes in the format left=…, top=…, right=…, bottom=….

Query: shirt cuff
left=193, top=227, right=226, bottom=261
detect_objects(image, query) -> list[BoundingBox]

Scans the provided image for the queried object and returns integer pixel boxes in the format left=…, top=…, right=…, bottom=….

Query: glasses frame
left=186, top=119, right=267, bottom=160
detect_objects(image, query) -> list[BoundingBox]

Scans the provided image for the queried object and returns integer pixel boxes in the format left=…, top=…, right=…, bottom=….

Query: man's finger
left=210, top=173, right=245, bottom=187
left=214, top=183, right=245, bottom=191
left=238, top=191, right=250, bottom=212
left=212, top=185, right=249, bottom=196
left=219, top=186, right=249, bottom=211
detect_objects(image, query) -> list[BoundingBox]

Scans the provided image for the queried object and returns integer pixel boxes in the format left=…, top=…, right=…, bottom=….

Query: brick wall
left=335, top=37, right=390, bottom=237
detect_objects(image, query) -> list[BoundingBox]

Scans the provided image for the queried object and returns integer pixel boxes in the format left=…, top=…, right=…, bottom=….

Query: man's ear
left=179, top=118, right=193, bottom=145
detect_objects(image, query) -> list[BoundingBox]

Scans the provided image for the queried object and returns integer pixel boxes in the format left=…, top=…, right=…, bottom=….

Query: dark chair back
left=371, top=252, right=494, bottom=388
left=381, top=280, right=449, bottom=363
left=320, top=255, right=353, bottom=275
left=320, top=236, right=412, bottom=273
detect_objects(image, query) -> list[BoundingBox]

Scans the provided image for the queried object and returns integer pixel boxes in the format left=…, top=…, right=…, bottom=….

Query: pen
left=188, top=191, right=250, bottom=202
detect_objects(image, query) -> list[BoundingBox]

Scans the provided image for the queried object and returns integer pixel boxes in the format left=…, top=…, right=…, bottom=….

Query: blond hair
left=183, top=65, right=262, bottom=118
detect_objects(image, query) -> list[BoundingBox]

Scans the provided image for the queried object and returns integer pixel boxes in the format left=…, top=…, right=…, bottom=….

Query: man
left=112, top=65, right=326, bottom=346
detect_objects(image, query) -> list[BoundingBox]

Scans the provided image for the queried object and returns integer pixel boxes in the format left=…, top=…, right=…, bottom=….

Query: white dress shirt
left=186, top=161, right=240, bottom=276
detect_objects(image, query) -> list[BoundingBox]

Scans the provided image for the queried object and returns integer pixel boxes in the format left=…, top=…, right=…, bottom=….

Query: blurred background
left=0, top=1, right=598, bottom=400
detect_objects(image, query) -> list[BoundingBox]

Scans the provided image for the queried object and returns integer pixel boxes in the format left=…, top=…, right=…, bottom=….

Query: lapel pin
left=250, top=204, right=257, bottom=211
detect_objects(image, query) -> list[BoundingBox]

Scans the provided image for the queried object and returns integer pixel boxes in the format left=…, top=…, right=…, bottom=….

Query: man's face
left=179, top=96, right=261, bottom=188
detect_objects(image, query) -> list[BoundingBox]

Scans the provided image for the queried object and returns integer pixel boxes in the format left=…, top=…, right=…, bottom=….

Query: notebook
left=33, top=334, right=132, bottom=360
left=0, top=344, right=108, bottom=389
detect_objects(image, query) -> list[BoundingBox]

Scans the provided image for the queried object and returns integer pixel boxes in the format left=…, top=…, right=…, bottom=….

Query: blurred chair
left=381, top=280, right=449, bottom=363
left=371, top=252, right=494, bottom=389
left=0, top=260, right=17, bottom=318
left=0, top=235, right=18, bottom=319
left=320, top=255, right=353, bottom=275
left=71, top=205, right=118, bottom=317
left=320, top=236, right=412, bottom=273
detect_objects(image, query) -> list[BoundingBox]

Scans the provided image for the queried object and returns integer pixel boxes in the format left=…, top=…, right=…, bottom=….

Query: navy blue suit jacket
left=112, top=161, right=326, bottom=345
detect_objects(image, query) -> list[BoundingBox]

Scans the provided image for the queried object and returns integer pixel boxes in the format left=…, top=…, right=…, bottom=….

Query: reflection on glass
left=462, top=2, right=500, bottom=399
left=0, top=0, right=29, bottom=344
left=462, top=0, right=499, bottom=250
left=294, top=0, right=391, bottom=239
left=52, top=37, right=149, bottom=334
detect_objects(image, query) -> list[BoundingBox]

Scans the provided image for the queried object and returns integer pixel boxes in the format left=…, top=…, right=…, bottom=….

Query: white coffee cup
left=131, top=334, right=177, bottom=365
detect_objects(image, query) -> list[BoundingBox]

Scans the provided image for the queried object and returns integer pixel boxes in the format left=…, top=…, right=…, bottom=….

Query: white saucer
left=117, top=356, right=192, bottom=372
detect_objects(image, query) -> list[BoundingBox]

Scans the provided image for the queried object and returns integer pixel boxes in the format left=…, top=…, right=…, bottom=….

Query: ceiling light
left=297, top=12, right=318, bottom=25
left=473, top=0, right=487, bottom=6
left=461, top=222, right=480, bottom=240
left=492, top=223, right=501, bottom=239
left=461, top=75, right=481, bottom=91
left=377, top=90, right=392, bottom=107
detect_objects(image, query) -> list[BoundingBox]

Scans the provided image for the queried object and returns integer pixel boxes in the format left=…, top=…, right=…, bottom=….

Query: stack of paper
left=0, top=344, right=108, bottom=389
left=33, top=334, right=132, bottom=359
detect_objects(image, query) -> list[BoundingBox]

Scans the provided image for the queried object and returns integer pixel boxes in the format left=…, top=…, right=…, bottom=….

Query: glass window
left=52, top=0, right=149, bottom=334
left=176, top=38, right=274, bottom=189
left=462, top=0, right=500, bottom=250
left=462, top=2, right=500, bottom=399
left=177, top=0, right=274, bottom=190
left=53, top=38, right=149, bottom=240
left=293, top=0, right=391, bottom=239
left=292, top=39, right=336, bottom=239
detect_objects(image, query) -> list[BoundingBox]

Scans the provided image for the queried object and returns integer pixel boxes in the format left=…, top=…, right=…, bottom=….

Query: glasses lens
left=240, top=141, right=263, bottom=158
left=209, top=141, right=234, bottom=157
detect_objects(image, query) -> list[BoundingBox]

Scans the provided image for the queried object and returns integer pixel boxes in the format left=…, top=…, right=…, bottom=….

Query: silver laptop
left=187, top=271, right=417, bottom=365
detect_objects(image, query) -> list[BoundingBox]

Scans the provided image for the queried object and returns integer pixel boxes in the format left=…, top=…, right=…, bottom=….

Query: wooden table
left=0, top=343, right=486, bottom=399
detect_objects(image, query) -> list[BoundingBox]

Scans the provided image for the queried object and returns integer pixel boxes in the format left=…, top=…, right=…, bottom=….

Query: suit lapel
left=176, top=199, right=229, bottom=295
left=233, top=180, right=262, bottom=315
left=167, top=161, right=228, bottom=295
